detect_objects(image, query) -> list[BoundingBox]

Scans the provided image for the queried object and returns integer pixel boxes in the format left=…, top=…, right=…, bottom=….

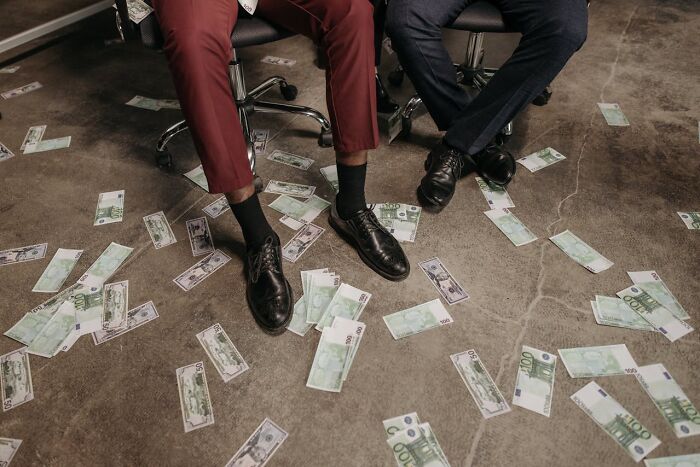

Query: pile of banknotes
left=383, top=413, right=451, bottom=466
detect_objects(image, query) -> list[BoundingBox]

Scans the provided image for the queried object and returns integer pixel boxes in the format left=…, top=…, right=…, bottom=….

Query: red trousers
left=152, top=0, right=379, bottom=193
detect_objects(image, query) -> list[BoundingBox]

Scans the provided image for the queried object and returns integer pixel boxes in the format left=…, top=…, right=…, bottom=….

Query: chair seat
left=232, top=17, right=295, bottom=48
left=447, top=1, right=512, bottom=33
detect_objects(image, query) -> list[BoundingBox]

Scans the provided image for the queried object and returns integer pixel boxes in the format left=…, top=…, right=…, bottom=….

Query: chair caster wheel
left=318, top=130, right=333, bottom=147
left=388, top=69, right=404, bottom=87
left=253, top=176, right=264, bottom=193
left=494, top=132, right=510, bottom=146
left=401, top=116, right=412, bottom=137
left=532, top=86, right=552, bottom=106
left=156, top=149, right=172, bottom=168
left=280, top=83, right=298, bottom=101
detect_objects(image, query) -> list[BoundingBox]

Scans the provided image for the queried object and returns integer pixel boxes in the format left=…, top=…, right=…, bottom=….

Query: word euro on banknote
left=0, top=141, right=15, bottom=161
left=627, top=270, right=689, bottom=320
left=1, top=347, right=34, bottom=412
left=418, top=257, right=469, bottom=305
left=512, top=345, right=556, bottom=417
left=516, top=147, right=566, bottom=173
left=196, top=323, right=249, bottom=382
left=1, top=81, right=42, bottom=99
left=225, top=418, right=288, bottom=467
left=558, top=344, right=638, bottom=378
left=78, top=242, right=133, bottom=288
left=315, top=283, right=371, bottom=331
left=173, top=250, right=231, bottom=291
left=176, top=362, right=214, bottom=433
left=266, top=149, right=313, bottom=170
left=282, top=223, right=324, bottom=263
left=102, top=280, right=129, bottom=332
left=20, top=125, right=46, bottom=153
left=592, top=295, right=655, bottom=332
left=451, top=349, right=510, bottom=419
left=186, top=217, right=215, bottom=256
left=384, top=299, right=453, bottom=340
left=549, top=230, right=613, bottom=273
left=484, top=208, right=537, bottom=246
left=476, top=176, right=514, bottom=208
left=371, top=203, right=422, bottom=243
left=598, top=103, right=630, bottom=126
left=144, top=211, right=177, bottom=249
left=677, top=212, right=700, bottom=230
left=94, top=190, right=125, bottom=225
left=202, top=196, right=230, bottom=218
left=0, top=243, right=47, bottom=266
left=264, top=180, right=316, bottom=198
left=32, top=248, right=82, bottom=293
left=93, top=301, right=159, bottom=345
left=617, top=286, right=693, bottom=342
left=183, top=165, right=209, bottom=191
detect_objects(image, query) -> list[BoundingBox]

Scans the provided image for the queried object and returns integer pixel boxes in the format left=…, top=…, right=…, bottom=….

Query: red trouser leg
left=151, top=0, right=253, bottom=193
left=256, top=0, right=379, bottom=153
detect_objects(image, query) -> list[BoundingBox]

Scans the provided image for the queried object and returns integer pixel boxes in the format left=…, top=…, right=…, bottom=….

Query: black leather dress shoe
left=245, top=234, right=293, bottom=334
left=376, top=74, right=400, bottom=114
left=466, top=142, right=516, bottom=187
left=417, top=142, right=467, bottom=212
left=329, top=204, right=410, bottom=281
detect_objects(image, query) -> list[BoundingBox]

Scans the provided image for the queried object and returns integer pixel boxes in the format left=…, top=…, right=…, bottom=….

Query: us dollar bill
left=252, top=129, right=269, bottom=155
left=0, top=438, right=22, bottom=465
left=450, top=349, right=510, bottom=419
left=549, top=230, right=613, bottom=273
left=186, top=217, right=215, bottom=256
left=183, top=165, right=209, bottom=191
left=383, top=412, right=420, bottom=437
left=125, top=95, right=161, bottom=111
left=418, top=257, right=469, bottom=305
left=93, top=301, right=159, bottom=345
left=571, top=381, right=660, bottom=462
left=512, top=345, right=556, bottom=417
left=260, top=55, right=296, bottom=67
left=592, top=296, right=656, bottom=332
left=305, top=272, right=339, bottom=324
left=20, top=125, right=46, bottom=152
left=1, top=347, right=34, bottom=412
left=476, top=176, right=514, bottom=208
left=23, top=136, right=71, bottom=154
left=0, top=141, right=15, bottom=161
left=266, top=149, right=313, bottom=170
left=0, top=65, right=20, bottom=73
left=320, top=165, right=339, bottom=193
left=677, top=211, right=700, bottom=230
left=264, top=180, right=315, bottom=198
left=558, top=344, right=638, bottom=378
left=306, top=326, right=352, bottom=392
left=286, top=297, right=314, bottom=336
left=102, top=280, right=129, bottom=331
left=0, top=243, right=47, bottom=267
left=371, top=203, right=422, bottom=243
left=627, top=270, right=689, bottom=320
left=636, top=363, right=700, bottom=438
left=282, top=223, right=324, bottom=262
left=644, top=454, right=700, bottom=467
left=383, top=299, right=454, bottom=340
left=126, top=0, right=153, bottom=23
left=225, top=418, right=288, bottom=467
left=484, top=208, right=537, bottom=246
left=27, top=301, right=76, bottom=358
left=78, top=242, right=133, bottom=288
left=176, top=362, right=214, bottom=432
left=196, top=323, right=249, bottom=382
left=315, top=283, right=371, bottom=331
left=202, top=196, right=230, bottom=218
left=516, top=147, right=566, bottom=172
left=598, top=103, right=630, bottom=126
left=94, top=190, right=125, bottom=225
left=617, top=286, right=693, bottom=342
left=1, top=81, right=42, bottom=99
left=173, top=250, right=231, bottom=291
left=143, top=211, right=177, bottom=249
left=32, top=248, right=83, bottom=293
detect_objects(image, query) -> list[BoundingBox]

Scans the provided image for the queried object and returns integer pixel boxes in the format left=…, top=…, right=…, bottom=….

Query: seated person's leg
left=256, top=0, right=410, bottom=281
left=152, top=0, right=293, bottom=334
left=373, top=0, right=399, bottom=114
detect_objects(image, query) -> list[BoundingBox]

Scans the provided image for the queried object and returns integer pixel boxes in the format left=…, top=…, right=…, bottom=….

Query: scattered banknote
left=386, top=424, right=450, bottom=467
left=266, top=150, right=313, bottom=170
left=264, top=180, right=315, bottom=198
left=371, top=203, right=422, bottom=243
left=252, top=129, right=269, bottom=155
left=476, top=176, right=514, bottom=208
left=516, top=147, right=566, bottom=172
left=0, top=65, right=20, bottom=73
left=315, top=283, right=371, bottom=331
left=677, top=211, right=700, bottom=230
left=27, top=300, right=76, bottom=357
left=484, top=208, right=537, bottom=246
left=0, top=347, right=34, bottom=411
left=157, top=99, right=180, bottom=110
left=92, top=301, right=159, bottom=345
left=0, top=141, right=14, bottom=161
left=636, top=363, right=700, bottom=438
left=20, top=125, right=46, bottom=152
left=320, top=165, right=339, bottom=193
left=176, top=362, right=214, bottom=432
left=306, top=326, right=352, bottom=392
left=332, top=316, right=366, bottom=381
left=143, top=211, right=177, bottom=249
left=78, top=242, right=133, bottom=288
left=598, top=103, right=630, bottom=126
left=512, top=345, right=557, bottom=417
left=196, top=323, right=249, bottom=382
left=617, top=286, right=693, bottom=342
left=260, top=55, right=296, bottom=67
left=94, top=190, right=125, bottom=225
left=23, top=136, right=71, bottom=154
left=384, top=299, right=454, bottom=340
left=549, top=230, right=613, bottom=273
left=225, top=418, right=288, bottom=467
left=102, top=280, right=129, bottom=332
left=645, top=454, right=700, bottom=467
left=1, top=81, right=42, bottom=99
left=125, top=95, right=179, bottom=111
left=173, top=249, right=231, bottom=291
left=279, top=215, right=306, bottom=230
left=571, top=381, right=660, bottom=462
left=32, top=248, right=83, bottom=293
left=628, top=270, right=689, bottom=320
left=282, top=223, right=324, bottom=262
left=0, top=438, right=22, bottom=465
left=68, top=285, right=105, bottom=337
left=0, top=243, right=48, bottom=266
left=383, top=412, right=420, bottom=437
left=126, top=0, right=153, bottom=23
left=183, top=165, right=209, bottom=191
left=202, top=196, right=230, bottom=218
left=450, top=349, right=511, bottom=419
left=270, top=194, right=330, bottom=224
left=305, top=271, right=340, bottom=324
left=592, top=295, right=656, bottom=332
left=287, top=297, right=313, bottom=336
left=558, top=344, right=638, bottom=378
left=186, top=217, right=215, bottom=256
left=418, top=257, right=469, bottom=305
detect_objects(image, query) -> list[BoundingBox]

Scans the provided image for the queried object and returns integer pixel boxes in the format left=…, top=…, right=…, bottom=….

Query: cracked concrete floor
left=1, top=0, right=699, bottom=465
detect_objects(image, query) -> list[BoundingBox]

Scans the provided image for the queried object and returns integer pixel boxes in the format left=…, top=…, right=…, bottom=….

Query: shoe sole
left=246, top=280, right=294, bottom=335
left=416, top=185, right=447, bottom=213
left=329, top=215, right=410, bottom=282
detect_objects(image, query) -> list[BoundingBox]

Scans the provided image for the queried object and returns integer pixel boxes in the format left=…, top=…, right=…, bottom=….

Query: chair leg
left=253, top=100, right=333, bottom=147
left=248, top=76, right=285, bottom=99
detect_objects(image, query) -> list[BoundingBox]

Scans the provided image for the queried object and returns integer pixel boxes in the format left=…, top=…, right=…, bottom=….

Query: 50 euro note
left=383, top=299, right=453, bottom=340
left=512, top=346, right=556, bottom=417
left=617, top=286, right=693, bottom=342
left=32, top=248, right=83, bottom=293
left=315, top=283, right=371, bottom=331
left=451, top=349, right=510, bottom=419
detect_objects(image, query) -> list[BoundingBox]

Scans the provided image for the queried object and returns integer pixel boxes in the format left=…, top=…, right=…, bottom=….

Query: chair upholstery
left=448, top=1, right=511, bottom=33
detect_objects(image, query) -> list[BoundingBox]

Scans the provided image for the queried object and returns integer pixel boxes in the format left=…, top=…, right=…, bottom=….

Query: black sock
left=230, top=194, right=275, bottom=248
left=336, top=163, right=367, bottom=219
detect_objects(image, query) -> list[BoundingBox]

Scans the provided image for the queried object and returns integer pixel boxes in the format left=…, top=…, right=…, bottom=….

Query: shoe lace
left=439, top=149, right=464, bottom=176
left=354, top=209, right=384, bottom=239
left=250, top=237, right=280, bottom=282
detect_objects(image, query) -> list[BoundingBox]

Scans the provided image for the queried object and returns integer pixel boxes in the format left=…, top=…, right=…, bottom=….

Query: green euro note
left=78, top=242, right=133, bottom=288
left=592, top=295, right=656, bottom=332
left=549, top=230, right=613, bottom=273
left=558, top=344, right=638, bottom=378
left=32, top=248, right=83, bottom=293
left=315, top=283, right=371, bottom=331
left=383, top=299, right=453, bottom=340
left=617, top=286, right=693, bottom=342
left=484, top=208, right=537, bottom=246
left=306, top=326, right=351, bottom=392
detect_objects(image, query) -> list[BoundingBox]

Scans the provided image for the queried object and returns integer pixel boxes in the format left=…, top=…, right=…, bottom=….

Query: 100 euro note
left=305, top=271, right=339, bottom=324
left=32, top=248, right=83, bottom=292
left=383, top=412, right=420, bottom=437
left=386, top=424, right=450, bottom=467
left=549, top=230, right=613, bottom=273
left=512, top=345, right=556, bottom=417
left=558, top=344, right=638, bottom=378
left=476, top=176, right=514, bottom=208
left=484, top=208, right=537, bottom=246
left=644, top=454, right=700, bottom=467
left=306, top=326, right=352, bottom=392
left=516, top=147, right=566, bottom=172
left=287, top=297, right=313, bottom=336
left=315, top=283, right=371, bottom=331
left=592, top=295, right=656, bottom=332
left=196, top=323, right=249, bottom=382
left=78, top=242, right=133, bottom=288
left=176, top=362, right=214, bottom=432
left=27, top=300, right=77, bottom=357
left=571, top=381, right=660, bottom=462
left=617, top=286, right=693, bottom=342
left=450, top=349, right=510, bottom=419
left=628, top=271, right=689, bottom=320
left=371, top=203, right=422, bottom=243
left=331, top=316, right=365, bottom=381
left=1, top=347, right=34, bottom=412
left=94, top=190, right=125, bottom=225
left=383, top=299, right=453, bottom=340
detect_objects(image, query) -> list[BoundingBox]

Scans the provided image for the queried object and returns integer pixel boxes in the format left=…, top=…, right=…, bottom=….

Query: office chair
left=114, top=1, right=333, bottom=191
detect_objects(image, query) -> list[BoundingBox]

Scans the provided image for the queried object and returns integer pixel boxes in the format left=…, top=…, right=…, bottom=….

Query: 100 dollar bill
left=512, top=345, right=556, bottom=417
left=451, top=349, right=510, bottom=419
left=225, top=418, right=288, bottom=467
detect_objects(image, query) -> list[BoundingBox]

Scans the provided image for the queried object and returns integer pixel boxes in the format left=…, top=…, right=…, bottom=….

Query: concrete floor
left=1, top=1, right=699, bottom=466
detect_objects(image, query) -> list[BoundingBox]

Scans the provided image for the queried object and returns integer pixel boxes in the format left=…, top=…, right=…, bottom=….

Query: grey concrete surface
left=1, top=1, right=699, bottom=466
